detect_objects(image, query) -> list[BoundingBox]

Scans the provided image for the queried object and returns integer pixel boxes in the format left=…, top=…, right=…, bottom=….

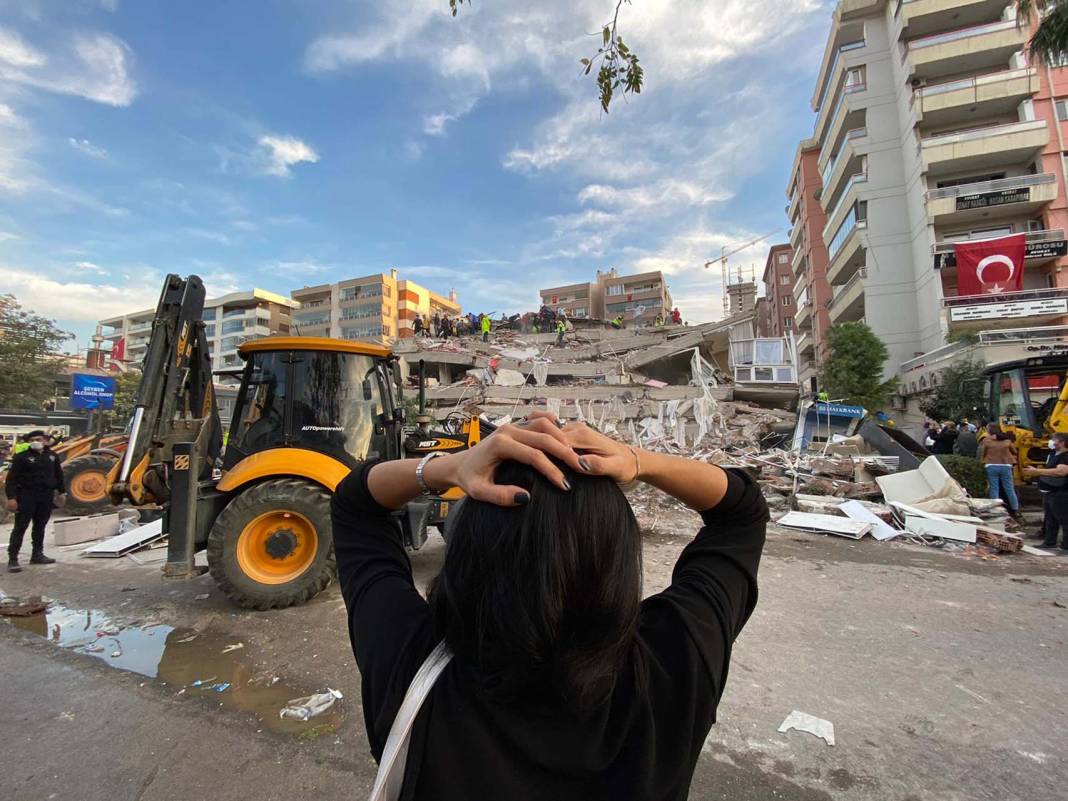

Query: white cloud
left=0, top=231, right=20, bottom=242
left=0, top=102, right=24, bottom=127
left=0, top=30, right=137, bottom=107
left=578, top=180, right=731, bottom=212
left=185, top=227, right=233, bottom=246
left=0, top=265, right=162, bottom=322
left=74, top=260, right=107, bottom=275
left=68, top=137, right=108, bottom=159
left=258, top=134, right=319, bottom=177
left=0, top=26, right=46, bottom=68
left=100, top=0, right=120, bottom=11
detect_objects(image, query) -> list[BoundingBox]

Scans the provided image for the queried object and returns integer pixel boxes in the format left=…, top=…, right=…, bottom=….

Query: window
left=781, top=297, right=791, bottom=306
left=936, top=172, right=1005, bottom=189
left=204, top=325, right=215, bottom=338
left=256, top=317, right=270, bottom=328
left=777, top=253, right=789, bottom=264
left=1057, top=100, right=1068, bottom=121
left=222, top=319, right=247, bottom=335
left=783, top=317, right=793, bottom=329
left=844, top=66, right=865, bottom=90
left=779, top=275, right=791, bottom=285
left=606, top=284, right=624, bottom=296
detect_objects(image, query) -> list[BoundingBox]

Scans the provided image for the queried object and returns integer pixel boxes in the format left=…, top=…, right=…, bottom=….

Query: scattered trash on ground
left=221, top=642, right=244, bottom=653
left=778, top=710, right=836, bottom=746
left=280, top=689, right=344, bottom=721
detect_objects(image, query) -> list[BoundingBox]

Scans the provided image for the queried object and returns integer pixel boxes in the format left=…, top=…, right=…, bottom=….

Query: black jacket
left=4, top=448, right=65, bottom=498
left=332, top=463, right=767, bottom=801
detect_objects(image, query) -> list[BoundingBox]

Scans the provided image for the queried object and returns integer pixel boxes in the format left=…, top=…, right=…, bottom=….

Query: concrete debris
left=778, top=710, right=835, bottom=746
left=398, top=325, right=1032, bottom=559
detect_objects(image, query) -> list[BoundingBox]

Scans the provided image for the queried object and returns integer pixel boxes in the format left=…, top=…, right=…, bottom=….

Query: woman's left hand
left=428, top=416, right=587, bottom=507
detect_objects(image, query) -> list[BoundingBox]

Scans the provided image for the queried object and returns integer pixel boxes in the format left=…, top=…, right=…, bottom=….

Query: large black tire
left=63, top=454, right=118, bottom=516
left=207, top=478, right=336, bottom=610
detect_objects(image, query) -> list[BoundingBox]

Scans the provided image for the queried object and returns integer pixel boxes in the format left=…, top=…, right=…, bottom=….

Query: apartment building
left=100, top=288, right=296, bottom=380
left=789, top=0, right=1068, bottom=403
left=760, top=244, right=797, bottom=337
left=291, top=269, right=461, bottom=344
left=540, top=268, right=673, bottom=325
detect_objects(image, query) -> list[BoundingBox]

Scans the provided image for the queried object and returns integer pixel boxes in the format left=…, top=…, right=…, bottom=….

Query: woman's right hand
left=557, top=420, right=642, bottom=483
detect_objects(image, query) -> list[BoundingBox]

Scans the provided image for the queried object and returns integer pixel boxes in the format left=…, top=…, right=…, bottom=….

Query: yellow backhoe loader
left=109, top=274, right=485, bottom=609
left=981, top=354, right=1068, bottom=482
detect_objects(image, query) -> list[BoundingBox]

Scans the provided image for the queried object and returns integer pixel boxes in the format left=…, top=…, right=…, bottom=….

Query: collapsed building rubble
left=397, top=319, right=1030, bottom=558
left=395, top=317, right=800, bottom=448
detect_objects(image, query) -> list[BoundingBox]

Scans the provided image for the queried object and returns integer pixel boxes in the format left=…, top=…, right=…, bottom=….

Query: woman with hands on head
left=332, top=414, right=768, bottom=801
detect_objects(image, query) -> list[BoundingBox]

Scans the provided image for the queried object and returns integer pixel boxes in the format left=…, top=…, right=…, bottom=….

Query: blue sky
left=0, top=0, right=831, bottom=351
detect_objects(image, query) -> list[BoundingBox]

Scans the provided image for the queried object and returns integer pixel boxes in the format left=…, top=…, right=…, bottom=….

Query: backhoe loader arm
left=1046, top=374, right=1068, bottom=436
left=110, top=274, right=222, bottom=505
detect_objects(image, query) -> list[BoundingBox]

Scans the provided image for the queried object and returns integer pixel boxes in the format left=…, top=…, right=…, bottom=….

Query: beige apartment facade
left=291, top=269, right=461, bottom=344
left=100, top=288, right=296, bottom=379
left=541, top=268, right=673, bottom=325
left=790, top=0, right=1068, bottom=410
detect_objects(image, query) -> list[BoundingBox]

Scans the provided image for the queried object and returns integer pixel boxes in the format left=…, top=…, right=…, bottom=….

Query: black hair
left=1054, top=432, right=1068, bottom=447
left=428, top=459, right=643, bottom=712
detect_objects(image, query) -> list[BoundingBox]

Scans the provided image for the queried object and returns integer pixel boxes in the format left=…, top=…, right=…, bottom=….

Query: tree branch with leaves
left=449, top=0, right=643, bottom=112
left=1018, top=0, right=1068, bottom=65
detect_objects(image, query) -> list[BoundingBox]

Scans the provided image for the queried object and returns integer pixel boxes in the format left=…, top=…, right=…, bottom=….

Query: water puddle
left=2, top=598, right=343, bottom=736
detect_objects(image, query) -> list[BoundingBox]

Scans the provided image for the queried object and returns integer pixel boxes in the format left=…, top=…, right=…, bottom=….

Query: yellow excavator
left=109, top=274, right=485, bottom=609
left=981, top=354, right=1068, bottom=481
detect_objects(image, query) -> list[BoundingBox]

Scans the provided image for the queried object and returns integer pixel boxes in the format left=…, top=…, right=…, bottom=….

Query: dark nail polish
left=579, top=457, right=591, bottom=472
left=514, top=492, right=530, bottom=505
left=562, top=477, right=572, bottom=491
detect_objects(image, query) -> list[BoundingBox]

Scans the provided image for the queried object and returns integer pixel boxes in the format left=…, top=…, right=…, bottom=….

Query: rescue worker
left=817, top=390, right=830, bottom=403
left=555, top=318, right=567, bottom=347
left=481, top=313, right=491, bottom=343
left=5, top=430, right=65, bottom=572
left=655, top=313, right=664, bottom=327
left=13, top=435, right=29, bottom=455
left=671, top=307, right=682, bottom=325
left=610, top=315, right=624, bottom=330
left=414, top=316, right=424, bottom=336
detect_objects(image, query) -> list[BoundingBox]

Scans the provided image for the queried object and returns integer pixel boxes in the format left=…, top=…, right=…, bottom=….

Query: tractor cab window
left=991, top=368, right=1034, bottom=431
left=289, top=351, right=385, bottom=463
left=231, top=352, right=287, bottom=453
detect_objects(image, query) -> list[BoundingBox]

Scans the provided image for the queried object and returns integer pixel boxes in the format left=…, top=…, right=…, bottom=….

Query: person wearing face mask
left=1024, top=432, right=1068, bottom=553
left=4, top=430, right=65, bottom=573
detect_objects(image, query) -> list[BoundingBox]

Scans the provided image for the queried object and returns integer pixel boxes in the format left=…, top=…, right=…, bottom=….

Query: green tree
left=819, top=322, right=898, bottom=411
left=107, top=369, right=142, bottom=428
left=919, top=359, right=988, bottom=423
left=0, top=295, right=73, bottom=409
left=1019, top=1, right=1068, bottom=64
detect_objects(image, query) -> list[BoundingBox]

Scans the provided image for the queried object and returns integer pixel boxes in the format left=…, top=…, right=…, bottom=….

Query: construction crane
left=704, top=229, right=781, bottom=315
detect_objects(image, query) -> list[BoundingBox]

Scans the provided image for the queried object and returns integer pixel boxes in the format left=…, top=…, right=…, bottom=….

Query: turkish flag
left=953, top=234, right=1026, bottom=296
left=111, top=337, right=126, bottom=363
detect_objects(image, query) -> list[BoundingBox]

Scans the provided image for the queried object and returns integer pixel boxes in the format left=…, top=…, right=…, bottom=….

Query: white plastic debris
left=778, top=710, right=835, bottom=746
left=279, top=688, right=343, bottom=721
left=493, top=368, right=527, bottom=387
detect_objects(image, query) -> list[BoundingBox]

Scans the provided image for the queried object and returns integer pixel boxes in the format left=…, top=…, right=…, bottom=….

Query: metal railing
left=901, top=324, right=1068, bottom=373
left=915, top=66, right=1035, bottom=101
left=821, top=127, right=867, bottom=189
left=932, top=228, right=1066, bottom=256
left=908, top=18, right=1017, bottom=51
left=921, top=118, right=1046, bottom=148
left=829, top=268, right=867, bottom=308
left=823, top=172, right=867, bottom=239
left=942, top=286, right=1068, bottom=308
left=926, top=172, right=1055, bottom=201
left=815, top=39, right=866, bottom=116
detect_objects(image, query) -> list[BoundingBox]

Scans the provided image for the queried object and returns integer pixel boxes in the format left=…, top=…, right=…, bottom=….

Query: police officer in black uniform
left=5, top=430, right=65, bottom=573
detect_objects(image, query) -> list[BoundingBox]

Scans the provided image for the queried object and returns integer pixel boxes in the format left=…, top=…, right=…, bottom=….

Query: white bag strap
left=368, top=641, right=453, bottom=801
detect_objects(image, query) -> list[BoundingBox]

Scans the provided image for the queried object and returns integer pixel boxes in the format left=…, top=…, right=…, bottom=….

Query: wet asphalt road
left=2, top=519, right=1067, bottom=801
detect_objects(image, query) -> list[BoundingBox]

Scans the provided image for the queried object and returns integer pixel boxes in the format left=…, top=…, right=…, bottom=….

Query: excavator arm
left=109, top=274, right=222, bottom=506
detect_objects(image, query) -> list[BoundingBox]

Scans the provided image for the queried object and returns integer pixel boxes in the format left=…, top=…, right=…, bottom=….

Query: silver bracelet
left=415, top=452, right=445, bottom=496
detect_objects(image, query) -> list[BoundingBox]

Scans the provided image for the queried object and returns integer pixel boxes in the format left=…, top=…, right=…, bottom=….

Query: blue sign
left=812, top=402, right=866, bottom=418
left=71, top=374, right=116, bottom=410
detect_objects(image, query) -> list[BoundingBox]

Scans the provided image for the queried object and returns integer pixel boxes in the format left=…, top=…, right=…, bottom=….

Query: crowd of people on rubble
left=921, top=418, right=1068, bottom=552
left=412, top=305, right=686, bottom=342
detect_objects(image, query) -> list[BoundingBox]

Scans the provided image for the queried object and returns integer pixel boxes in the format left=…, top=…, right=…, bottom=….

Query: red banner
left=110, top=337, right=125, bottom=364
left=953, top=234, right=1026, bottom=296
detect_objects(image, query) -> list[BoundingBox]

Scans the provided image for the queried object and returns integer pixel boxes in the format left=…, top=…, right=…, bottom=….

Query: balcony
left=913, top=67, right=1039, bottom=129
left=827, top=220, right=867, bottom=286
left=925, top=173, right=1057, bottom=224
left=814, top=41, right=866, bottom=142
left=792, top=245, right=805, bottom=276
left=819, top=86, right=867, bottom=173
left=828, top=268, right=867, bottom=323
left=789, top=222, right=804, bottom=249
left=821, top=129, right=867, bottom=213
left=797, top=330, right=815, bottom=356
left=920, top=119, right=1048, bottom=177
left=942, top=286, right=1068, bottom=330
left=796, top=300, right=813, bottom=330
left=823, top=173, right=867, bottom=244
left=788, top=186, right=801, bottom=224
left=896, top=0, right=1015, bottom=40
left=905, top=19, right=1027, bottom=81
left=933, top=228, right=1067, bottom=270
left=813, top=35, right=865, bottom=119
left=793, top=273, right=809, bottom=305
